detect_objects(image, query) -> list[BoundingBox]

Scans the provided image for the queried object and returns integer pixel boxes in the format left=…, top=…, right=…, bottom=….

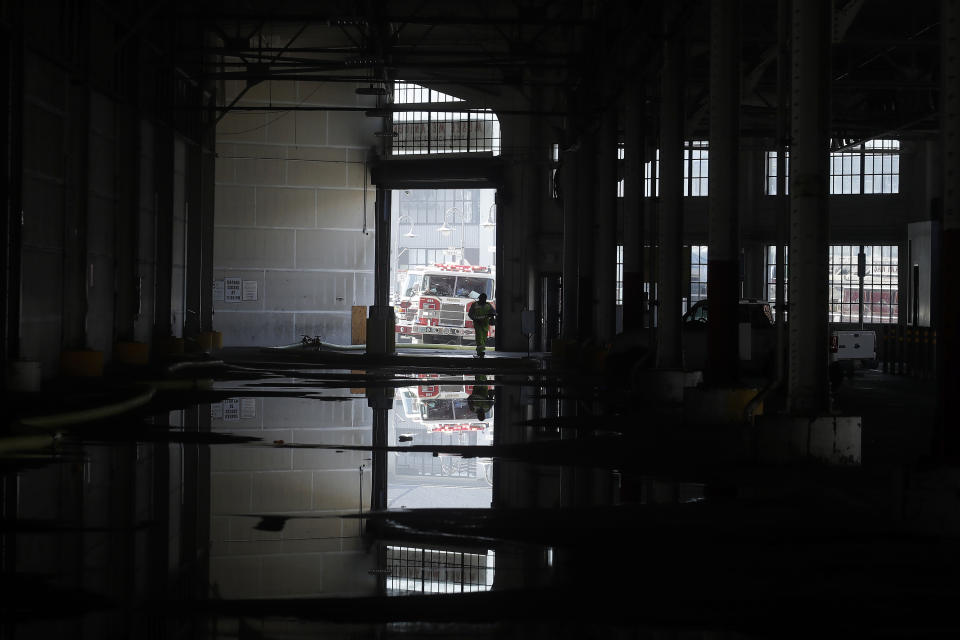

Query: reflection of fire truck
left=395, top=263, right=496, bottom=345
left=392, top=381, right=494, bottom=482
left=415, top=375, right=492, bottom=434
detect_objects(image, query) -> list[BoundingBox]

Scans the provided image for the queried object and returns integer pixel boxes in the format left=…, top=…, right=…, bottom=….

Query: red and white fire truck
left=394, top=263, right=496, bottom=345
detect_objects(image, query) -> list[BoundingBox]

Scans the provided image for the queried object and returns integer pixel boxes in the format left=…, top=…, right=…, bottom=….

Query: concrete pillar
left=367, top=187, right=395, bottom=354
left=742, top=242, right=764, bottom=299
left=939, top=0, right=960, bottom=457
left=593, top=107, right=618, bottom=343
left=153, top=127, right=174, bottom=343
left=576, top=134, right=597, bottom=341
left=707, top=0, right=741, bottom=384
left=199, top=135, right=216, bottom=333
left=2, top=21, right=24, bottom=360
left=184, top=144, right=203, bottom=339
left=114, top=105, right=139, bottom=342
left=622, top=82, right=646, bottom=332
left=560, top=146, right=580, bottom=340
left=657, top=11, right=685, bottom=368
left=370, top=406, right=388, bottom=511
left=787, top=0, right=831, bottom=413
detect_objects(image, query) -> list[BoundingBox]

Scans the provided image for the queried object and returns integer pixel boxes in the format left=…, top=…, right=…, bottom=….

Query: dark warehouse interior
left=3, top=0, right=960, bottom=637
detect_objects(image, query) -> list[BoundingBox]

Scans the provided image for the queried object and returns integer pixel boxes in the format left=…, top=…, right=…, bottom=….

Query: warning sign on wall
left=224, top=277, right=242, bottom=302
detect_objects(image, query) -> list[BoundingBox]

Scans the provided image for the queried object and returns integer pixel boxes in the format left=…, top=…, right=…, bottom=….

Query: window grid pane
left=829, top=245, right=859, bottom=322
left=684, top=141, right=709, bottom=197
left=862, top=139, right=900, bottom=194
left=690, top=245, right=708, bottom=305
left=863, top=244, right=899, bottom=323
left=645, top=150, right=660, bottom=198
left=616, top=245, right=623, bottom=305
left=392, top=83, right=499, bottom=156
left=829, top=244, right=898, bottom=323
left=765, top=245, right=788, bottom=313
left=766, top=140, right=899, bottom=196
left=387, top=545, right=495, bottom=594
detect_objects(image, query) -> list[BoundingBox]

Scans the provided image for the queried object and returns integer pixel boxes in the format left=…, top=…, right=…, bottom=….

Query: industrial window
left=386, top=546, right=495, bottom=594
left=391, top=82, right=500, bottom=156
left=765, top=139, right=899, bottom=195
left=645, top=149, right=660, bottom=197
left=616, top=143, right=626, bottom=198
left=640, top=143, right=706, bottom=197
left=616, top=245, right=623, bottom=305
left=765, top=245, right=788, bottom=314
left=690, top=245, right=708, bottom=306
left=765, top=153, right=790, bottom=195
left=684, top=141, right=709, bottom=196
left=862, top=140, right=900, bottom=194
left=830, top=148, right=862, bottom=194
left=550, top=143, right=559, bottom=198
left=829, top=245, right=899, bottom=323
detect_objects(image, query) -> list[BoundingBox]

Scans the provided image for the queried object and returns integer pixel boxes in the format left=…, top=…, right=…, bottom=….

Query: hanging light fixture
left=480, top=203, right=496, bottom=228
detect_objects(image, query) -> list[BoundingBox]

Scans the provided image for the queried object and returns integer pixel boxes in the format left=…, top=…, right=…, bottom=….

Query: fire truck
left=394, top=263, right=496, bottom=345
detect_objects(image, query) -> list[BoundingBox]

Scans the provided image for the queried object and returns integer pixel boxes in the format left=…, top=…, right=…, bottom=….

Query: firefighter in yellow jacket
left=468, top=293, right=496, bottom=358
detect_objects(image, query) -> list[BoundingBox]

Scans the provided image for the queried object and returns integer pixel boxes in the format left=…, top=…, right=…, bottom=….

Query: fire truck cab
left=394, top=263, right=496, bottom=345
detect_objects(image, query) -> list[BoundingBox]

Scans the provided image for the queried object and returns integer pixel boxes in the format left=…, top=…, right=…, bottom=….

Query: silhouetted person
left=468, top=293, right=496, bottom=357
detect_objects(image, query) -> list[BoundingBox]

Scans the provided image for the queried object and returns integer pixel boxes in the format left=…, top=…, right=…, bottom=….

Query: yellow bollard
left=60, top=350, right=104, bottom=377
left=114, top=341, right=150, bottom=365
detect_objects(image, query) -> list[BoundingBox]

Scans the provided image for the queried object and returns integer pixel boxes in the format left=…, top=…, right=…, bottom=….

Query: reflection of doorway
left=387, top=383, right=495, bottom=509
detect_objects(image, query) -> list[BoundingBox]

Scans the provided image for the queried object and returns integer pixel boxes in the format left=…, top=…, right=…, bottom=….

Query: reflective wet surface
left=3, top=357, right=959, bottom=637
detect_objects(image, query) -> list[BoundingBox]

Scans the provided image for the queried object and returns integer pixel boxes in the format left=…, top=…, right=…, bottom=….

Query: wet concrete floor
left=2, top=354, right=959, bottom=638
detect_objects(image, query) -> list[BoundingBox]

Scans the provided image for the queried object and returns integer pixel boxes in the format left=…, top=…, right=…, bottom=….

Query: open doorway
left=390, top=188, right=497, bottom=347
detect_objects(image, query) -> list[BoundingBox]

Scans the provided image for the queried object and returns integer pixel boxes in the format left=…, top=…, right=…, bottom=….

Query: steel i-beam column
left=593, top=107, right=618, bottom=342
left=577, top=134, right=597, bottom=341
left=367, top=187, right=395, bottom=355
left=623, top=82, right=646, bottom=332
left=939, top=0, right=960, bottom=457
left=657, top=12, right=685, bottom=368
left=775, top=0, right=790, bottom=383
left=371, top=407, right=388, bottom=511
left=707, top=0, right=741, bottom=384
left=787, top=0, right=831, bottom=413
left=561, top=146, right=580, bottom=340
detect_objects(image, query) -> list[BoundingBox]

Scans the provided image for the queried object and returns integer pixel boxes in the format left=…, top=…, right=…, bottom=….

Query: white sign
left=223, top=398, right=240, bottom=421
left=240, top=398, right=256, bottom=418
left=224, top=277, right=242, bottom=303
left=242, top=280, right=258, bottom=301
left=213, top=280, right=225, bottom=301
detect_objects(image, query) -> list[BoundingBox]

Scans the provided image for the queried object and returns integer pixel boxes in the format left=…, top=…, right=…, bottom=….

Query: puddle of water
left=0, top=371, right=604, bottom=636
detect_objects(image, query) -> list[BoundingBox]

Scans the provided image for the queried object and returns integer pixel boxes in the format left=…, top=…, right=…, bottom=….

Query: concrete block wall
left=12, top=23, right=211, bottom=377
left=19, top=51, right=68, bottom=372
left=134, top=122, right=157, bottom=343
left=213, top=81, right=378, bottom=347
left=86, top=91, right=118, bottom=353
left=208, top=391, right=376, bottom=598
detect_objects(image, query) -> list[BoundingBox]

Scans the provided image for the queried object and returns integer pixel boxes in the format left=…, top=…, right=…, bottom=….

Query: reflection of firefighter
left=467, top=374, right=494, bottom=420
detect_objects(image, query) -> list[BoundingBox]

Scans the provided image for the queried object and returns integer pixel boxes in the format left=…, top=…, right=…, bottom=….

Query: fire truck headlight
left=421, top=310, right=437, bottom=318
